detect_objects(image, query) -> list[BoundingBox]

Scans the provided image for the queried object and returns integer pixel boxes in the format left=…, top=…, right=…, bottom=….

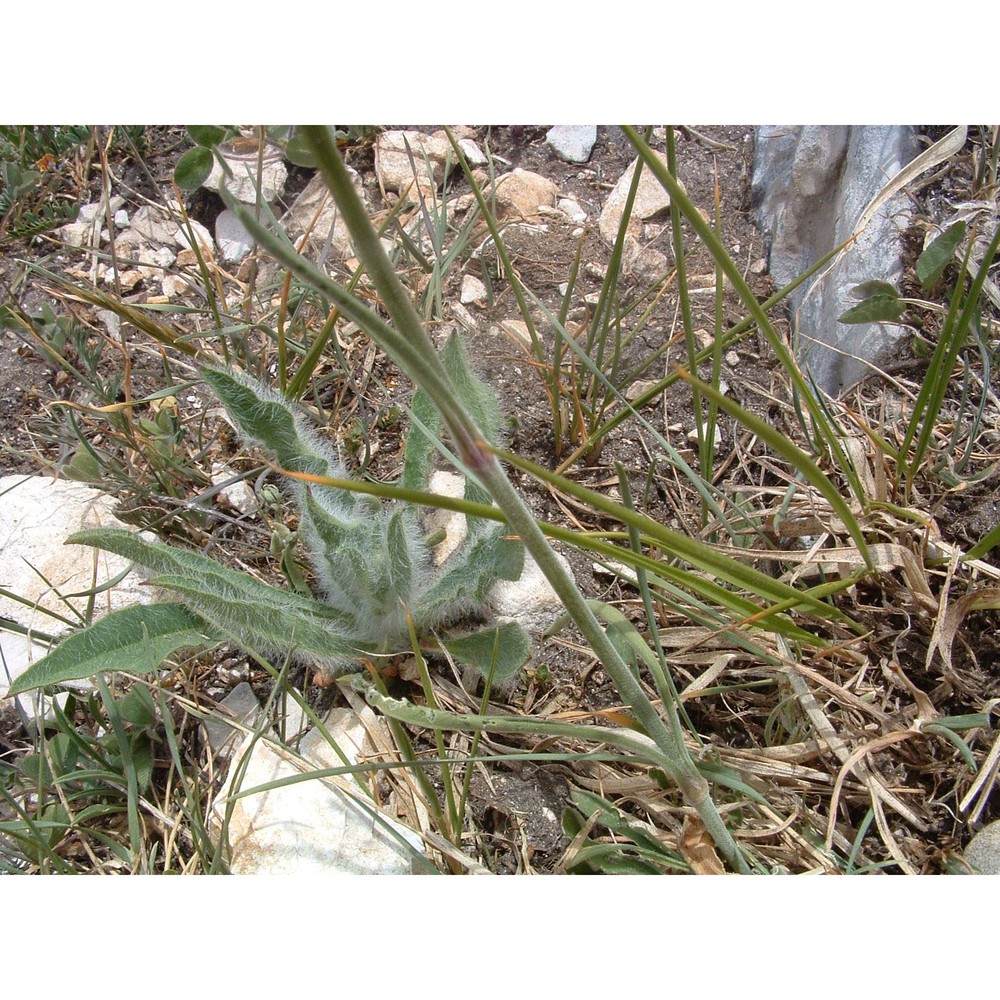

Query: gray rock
left=546, top=125, right=597, bottom=163
left=752, top=126, right=920, bottom=395
left=963, top=821, right=1000, bottom=874
left=203, top=681, right=261, bottom=759
left=215, top=208, right=255, bottom=263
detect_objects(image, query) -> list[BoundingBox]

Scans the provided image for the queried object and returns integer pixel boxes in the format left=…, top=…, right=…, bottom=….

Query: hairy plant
left=9, top=334, right=532, bottom=696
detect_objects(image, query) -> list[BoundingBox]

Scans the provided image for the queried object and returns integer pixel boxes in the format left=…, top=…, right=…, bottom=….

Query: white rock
left=599, top=151, right=677, bottom=244
left=687, top=425, right=723, bottom=448
left=725, top=350, right=740, bottom=366
left=0, top=476, right=153, bottom=630
left=429, top=129, right=487, bottom=166
left=546, top=125, right=597, bottom=163
left=281, top=169, right=361, bottom=260
left=173, top=219, right=214, bottom=255
left=425, top=470, right=467, bottom=564
left=0, top=476, right=154, bottom=719
left=449, top=301, right=479, bottom=332
left=423, top=471, right=571, bottom=635
left=130, top=205, right=177, bottom=244
left=375, top=130, right=453, bottom=201
left=211, top=462, right=256, bottom=514
left=213, top=708, right=425, bottom=874
left=460, top=274, right=487, bottom=306
left=203, top=143, right=287, bottom=204
left=160, top=275, right=190, bottom=298
left=77, top=197, right=123, bottom=224
left=57, top=222, right=91, bottom=247
left=485, top=549, right=573, bottom=636
left=136, top=245, right=177, bottom=279
left=215, top=208, right=255, bottom=263
left=114, top=209, right=129, bottom=227
left=558, top=197, right=587, bottom=223
left=457, top=138, right=487, bottom=166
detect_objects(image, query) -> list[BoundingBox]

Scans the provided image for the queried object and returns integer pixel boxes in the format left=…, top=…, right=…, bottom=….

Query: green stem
left=241, top=126, right=751, bottom=873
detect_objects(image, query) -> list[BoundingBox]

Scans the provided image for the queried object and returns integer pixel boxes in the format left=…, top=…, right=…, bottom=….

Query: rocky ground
left=2, top=125, right=998, bottom=874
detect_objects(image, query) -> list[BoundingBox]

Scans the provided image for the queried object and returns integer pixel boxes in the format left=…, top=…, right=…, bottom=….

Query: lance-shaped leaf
left=437, top=621, right=531, bottom=683
left=6, top=603, right=216, bottom=696
left=68, top=528, right=367, bottom=667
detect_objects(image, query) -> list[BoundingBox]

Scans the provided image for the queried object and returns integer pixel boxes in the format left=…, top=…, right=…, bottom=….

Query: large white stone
left=0, top=476, right=153, bottom=630
left=212, top=708, right=425, bottom=874
left=424, top=471, right=570, bottom=635
left=0, top=475, right=153, bottom=717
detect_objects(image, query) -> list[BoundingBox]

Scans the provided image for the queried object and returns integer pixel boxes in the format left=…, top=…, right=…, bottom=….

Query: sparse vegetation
left=2, top=124, right=998, bottom=874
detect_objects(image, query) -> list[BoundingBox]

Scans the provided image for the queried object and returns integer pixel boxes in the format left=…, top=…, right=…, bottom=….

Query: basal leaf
left=187, top=126, right=227, bottom=148
left=6, top=603, right=214, bottom=696
left=850, top=279, right=900, bottom=300
left=173, top=146, right=214, bottom=190
left=438, top=622, right=531, bottom=682
left=917, top=221, right=966, bottom=291
left=839, top=294, right=906, bottom=325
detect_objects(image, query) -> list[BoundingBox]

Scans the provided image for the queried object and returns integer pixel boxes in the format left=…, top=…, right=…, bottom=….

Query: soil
left=2, top=125, right=998, bottom=875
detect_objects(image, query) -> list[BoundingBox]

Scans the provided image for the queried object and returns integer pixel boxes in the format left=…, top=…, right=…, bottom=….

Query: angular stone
left=212, top=707, right=425, bottom=874
left=430, top=129, right=487, bottom=166
left=211, top=462, right=256, bottom=514
left=546, top=125, right=597, bottom=163
left=57, top=222, right=91, bottom=247
left=0, top=475, right=154, bottom=721
left=203, top=682, right=261, bottom=759
left=136, top=245, right=177, bottom=279
left=173, top=219, right=214, bottom=255
left=161, top=275, right=190, bottom=298
left=491, top=168, right=559, bottom=222
left=752, top=125, right=920, bottom=394
left=558, top=197, right=587, bottom=224
left=460, top=274, right=487, bottom=306
left=375, top=130, right=453, bottom=201
left=0, top=476, right=153, bottom=630
left=599, top=151, right=674, bottom=244
left=281, top=169, right=362, bottom=260
left=203, top=141, right=287, bottom=204
left=130, top=205, right=177, bottom=244
left=215, top=208, right=255, bottom=263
